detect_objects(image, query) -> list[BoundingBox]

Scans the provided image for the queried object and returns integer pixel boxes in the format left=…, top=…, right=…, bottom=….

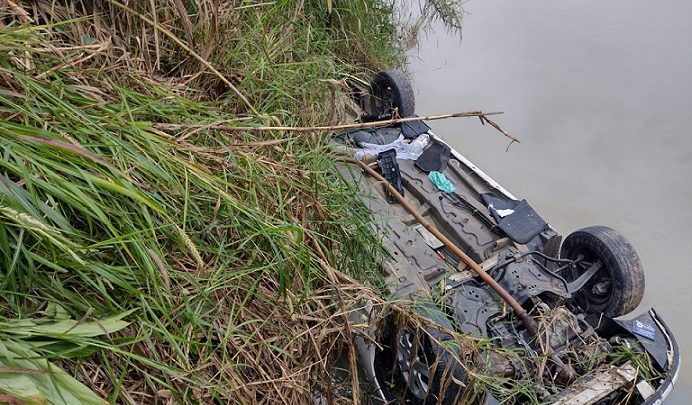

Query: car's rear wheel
left=369, top=69, right=416, bottom=119
left=375, top=328, right=466, bottom=404
left=560, top=226, right=645, bottom=317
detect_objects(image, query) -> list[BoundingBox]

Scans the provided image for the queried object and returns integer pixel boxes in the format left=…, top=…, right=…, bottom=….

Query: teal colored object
left=428, top=171, right=456, bottom=193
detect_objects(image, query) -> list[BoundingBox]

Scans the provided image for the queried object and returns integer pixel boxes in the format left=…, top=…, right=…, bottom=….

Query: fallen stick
left=479, top=114, right=520, bottom=148
left=154, top=111, right=521, bottom=144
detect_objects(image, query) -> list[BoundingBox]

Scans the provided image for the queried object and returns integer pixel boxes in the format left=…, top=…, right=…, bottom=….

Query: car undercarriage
left=332, top=70, right=680, bottom=404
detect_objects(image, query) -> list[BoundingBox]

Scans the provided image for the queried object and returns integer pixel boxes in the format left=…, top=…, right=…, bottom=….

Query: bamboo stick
left=154, top=111, right=521, bottom=144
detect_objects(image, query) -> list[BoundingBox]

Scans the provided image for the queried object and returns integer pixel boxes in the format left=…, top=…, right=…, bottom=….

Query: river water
left=406, top=1, right=692, bottom=402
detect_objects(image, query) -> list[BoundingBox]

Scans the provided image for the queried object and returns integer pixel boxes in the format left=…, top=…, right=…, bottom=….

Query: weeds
left=0, top=1, right=414, bottom=403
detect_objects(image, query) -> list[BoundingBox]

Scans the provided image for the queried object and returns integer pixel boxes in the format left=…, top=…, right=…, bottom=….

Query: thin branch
left=154, top=111, right=521, bottom=143
left=5, top=0, right=33, bottom=23
left=479, top=114, right=520, bottom=145
left=36, top=42, right=110, bottom=79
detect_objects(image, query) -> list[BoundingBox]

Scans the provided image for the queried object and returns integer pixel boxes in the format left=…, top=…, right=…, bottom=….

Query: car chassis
left=333, top=70, right=680, bottom=404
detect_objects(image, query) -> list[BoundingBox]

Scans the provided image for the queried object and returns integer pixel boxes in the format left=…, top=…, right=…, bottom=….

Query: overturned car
left=333, top=70, right=680, bottom=404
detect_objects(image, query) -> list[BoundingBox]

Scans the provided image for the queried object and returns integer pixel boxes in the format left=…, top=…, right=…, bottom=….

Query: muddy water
left=407, top=1, right=692, bottom=402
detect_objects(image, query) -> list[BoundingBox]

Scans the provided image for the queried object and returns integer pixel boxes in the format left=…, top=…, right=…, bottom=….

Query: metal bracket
left=565, top=261, right=602, bottom=293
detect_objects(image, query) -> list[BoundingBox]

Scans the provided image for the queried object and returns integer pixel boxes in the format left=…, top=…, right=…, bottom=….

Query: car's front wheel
left=375, top=327, right=466, bottom=404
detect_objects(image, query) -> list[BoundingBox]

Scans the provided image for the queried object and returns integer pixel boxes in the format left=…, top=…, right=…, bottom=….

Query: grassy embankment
left=0, top=1, right=425, bottom=403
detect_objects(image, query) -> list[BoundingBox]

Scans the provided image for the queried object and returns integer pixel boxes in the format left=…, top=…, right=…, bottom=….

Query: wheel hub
left=591, top=280, right=611, bottom=297
left=396, top=332, right=430, bottom=400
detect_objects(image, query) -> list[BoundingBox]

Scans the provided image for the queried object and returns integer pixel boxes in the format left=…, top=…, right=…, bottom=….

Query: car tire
left=375, top=328, right=466, bottom=404
left=369, top=69, right=416, bottom=119
left=560, top=226, right=645, bottom=317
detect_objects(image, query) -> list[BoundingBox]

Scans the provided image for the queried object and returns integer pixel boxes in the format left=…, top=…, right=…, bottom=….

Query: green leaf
left=0, top=339, right=106, bottom=405
left=1, top=311, right=133, bottom=338
left=45, top=304, right=69, bottom=322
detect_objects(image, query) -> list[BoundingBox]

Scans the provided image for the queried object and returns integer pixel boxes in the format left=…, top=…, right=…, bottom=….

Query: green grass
left=0, top=1, right=402, bottom=403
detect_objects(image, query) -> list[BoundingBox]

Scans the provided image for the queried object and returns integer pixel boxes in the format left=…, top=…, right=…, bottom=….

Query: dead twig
left=317, top=258, right=362, bottom=405
left=479, top=114, right=520, bottom=150
left=154, top=111, right=521, bottom=144
left=233, top=1, right=276, bottom=10
left=36, top=41, right=110, bottom=79
left=4, top=0, right=33, bottom=23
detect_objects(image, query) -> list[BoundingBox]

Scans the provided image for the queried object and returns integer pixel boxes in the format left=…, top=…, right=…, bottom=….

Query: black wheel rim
left=373, top=83, right=398, bottom=118
left=396, top=332, right=430, bottom=400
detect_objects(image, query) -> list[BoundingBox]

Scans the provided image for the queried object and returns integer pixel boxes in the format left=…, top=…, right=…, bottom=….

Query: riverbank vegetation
left=2, top=1, right=659, bottom=404
left=0, top=1, right=469, bottom=404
